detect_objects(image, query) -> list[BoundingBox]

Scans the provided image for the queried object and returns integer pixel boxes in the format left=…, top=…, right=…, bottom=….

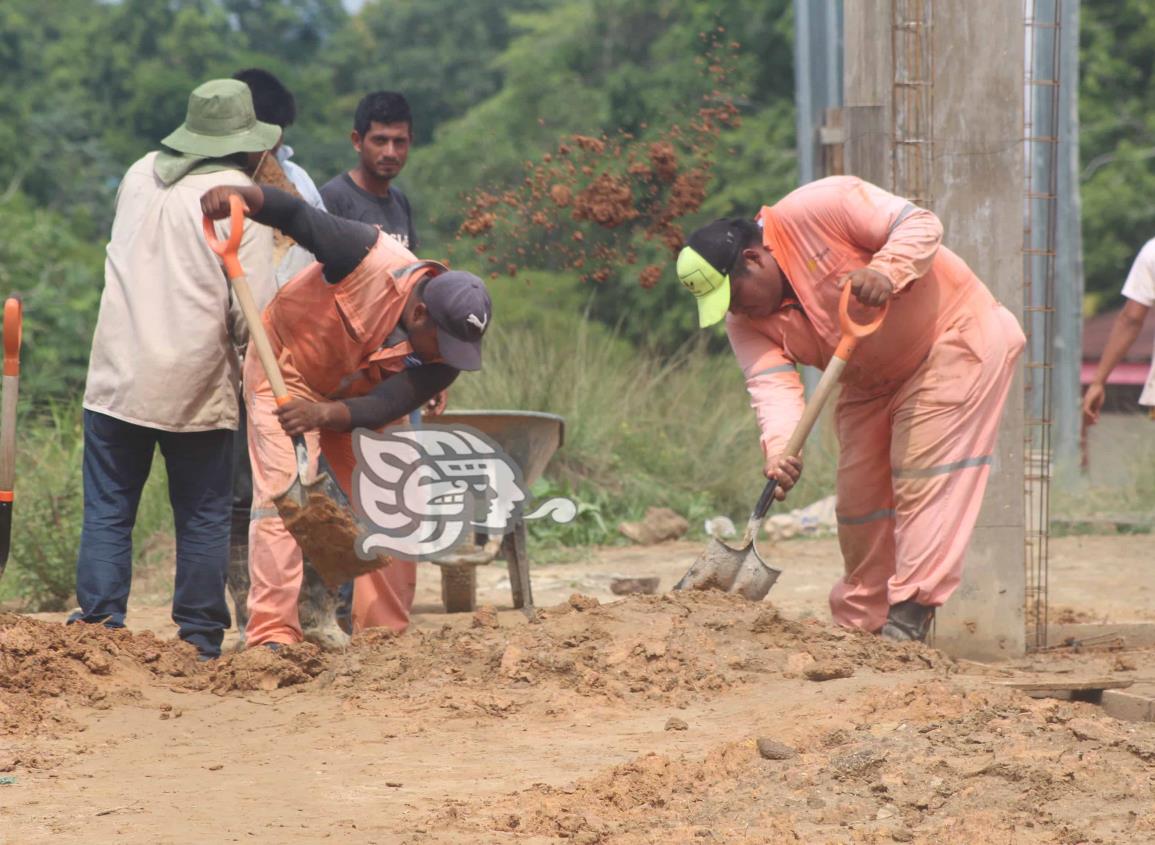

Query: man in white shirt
left=1083, top=239, right=1155, bottom=425
left=72, top=80, right=278, bottom=660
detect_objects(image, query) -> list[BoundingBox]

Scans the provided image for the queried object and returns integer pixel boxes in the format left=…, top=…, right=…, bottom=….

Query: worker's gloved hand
left=275, top=399, right=350, bottom=436
left=840, top=267, right=894, bottom=308
left=764, top=454, right=803, bottom=501
left=1082, top=381, right=1106, bottom=427
left=200, top=185, right=264, bottom=220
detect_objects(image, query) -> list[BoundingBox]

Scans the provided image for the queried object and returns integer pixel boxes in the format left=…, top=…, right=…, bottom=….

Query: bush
left=0, top=403, right=174, bottom=611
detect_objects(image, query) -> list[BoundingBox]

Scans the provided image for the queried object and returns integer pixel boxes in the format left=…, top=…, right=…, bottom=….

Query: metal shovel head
left=727, top=542, right=782, bottom=601
left=273, top=470, right=392, bottom=590
left=673, top=535, right=781, bottom=600
left=673, top=536, right=750, bottom=593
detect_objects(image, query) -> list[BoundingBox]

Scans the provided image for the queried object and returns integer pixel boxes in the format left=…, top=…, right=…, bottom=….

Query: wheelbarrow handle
left=202, top=194, right=292, bottom=405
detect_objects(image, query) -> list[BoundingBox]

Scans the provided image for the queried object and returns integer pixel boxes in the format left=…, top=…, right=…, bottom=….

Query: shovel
left=0, top=296, right=21, bottom=580
left=203, top=195, right=391, bottom=589
left=674, top=282, right=889, bottom=600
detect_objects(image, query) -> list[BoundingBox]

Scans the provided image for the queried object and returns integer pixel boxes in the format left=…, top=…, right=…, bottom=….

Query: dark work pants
left=70, top=410, right=233, bottom=658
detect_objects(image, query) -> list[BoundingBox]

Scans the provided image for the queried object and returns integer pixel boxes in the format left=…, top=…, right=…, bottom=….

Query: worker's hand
left=200, top=185, right=263, bottom=220
left=274, top=399, right=347, bottom=436
left=840, top=267, right=894, bottom=308
left=423, top=390, right=448, bottom=417
left=1082, top=381, right=1107, bottom=427
left=763, top=454, right=804, bottom=501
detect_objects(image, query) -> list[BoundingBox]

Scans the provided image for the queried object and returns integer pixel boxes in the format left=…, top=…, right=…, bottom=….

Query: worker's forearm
left=250, top=187, right=377, bottom=282
left=339, top=365, right=459, bottom=431
left=866, top=207, right=942, bottom=291
left=1091, top=305, right=1148, bottom=385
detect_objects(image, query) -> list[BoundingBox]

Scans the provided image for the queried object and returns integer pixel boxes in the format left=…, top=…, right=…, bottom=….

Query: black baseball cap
left=423, top=271, right=492, bottom=371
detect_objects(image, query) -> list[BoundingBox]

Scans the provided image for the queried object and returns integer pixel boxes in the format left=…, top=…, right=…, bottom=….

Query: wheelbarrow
left=421, top=410, right=565, bottom=613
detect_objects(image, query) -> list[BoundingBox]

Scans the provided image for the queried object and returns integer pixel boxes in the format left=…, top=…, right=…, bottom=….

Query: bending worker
left=676, top=176, right=1025, bottom=642
left=201, top=183, right=492, bottom=648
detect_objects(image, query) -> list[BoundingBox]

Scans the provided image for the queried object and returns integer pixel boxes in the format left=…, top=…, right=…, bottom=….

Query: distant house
left=1081, top=306, right=1154, bottom=412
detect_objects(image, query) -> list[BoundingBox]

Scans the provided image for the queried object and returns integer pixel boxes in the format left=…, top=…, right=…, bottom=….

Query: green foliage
left=1079, top=1, right=1155, bottom=306
left=0, top=403, right=175, bottom=610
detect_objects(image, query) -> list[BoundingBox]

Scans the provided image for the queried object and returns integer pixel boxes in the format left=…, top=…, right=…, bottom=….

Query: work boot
left=226, top=536, right=251, bottom=647
left=880, top=600, right=935, bottom=643
left=299, top=558, right=351, bottom=650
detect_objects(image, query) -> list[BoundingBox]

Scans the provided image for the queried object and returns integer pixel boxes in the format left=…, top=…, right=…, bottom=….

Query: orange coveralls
left=726, top=176, right=1025, bottom=633
left=245, top=233, right=441, bottom=646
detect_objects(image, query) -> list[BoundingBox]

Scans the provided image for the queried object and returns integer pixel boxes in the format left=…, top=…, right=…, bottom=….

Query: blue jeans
left=70, top=410, right=233, bottom=657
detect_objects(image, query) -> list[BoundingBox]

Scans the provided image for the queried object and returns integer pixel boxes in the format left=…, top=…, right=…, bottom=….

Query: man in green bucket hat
left=71, top=79, right=279, bottom=660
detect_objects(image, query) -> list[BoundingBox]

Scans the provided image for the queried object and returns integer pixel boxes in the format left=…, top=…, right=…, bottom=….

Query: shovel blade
left=728, top=545, right=782, bottom=601
left=673, top=535, right=782, bottom=601
left=273, top=470, right=391, bottom=589
left=673, top=536, right=750, bottom=593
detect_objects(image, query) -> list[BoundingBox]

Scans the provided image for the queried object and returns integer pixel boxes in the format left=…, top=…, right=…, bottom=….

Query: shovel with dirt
left=674, top=283, right=889, bottom=600
left=203, top=195, right=392, bottom=589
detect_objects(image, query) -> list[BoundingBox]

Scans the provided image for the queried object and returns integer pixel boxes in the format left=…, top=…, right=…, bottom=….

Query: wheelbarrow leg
left=503, top=522, right=533, bottom=613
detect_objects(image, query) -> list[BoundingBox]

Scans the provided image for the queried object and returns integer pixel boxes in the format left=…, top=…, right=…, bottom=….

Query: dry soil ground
left=2, top=533, right=1154, bottom=845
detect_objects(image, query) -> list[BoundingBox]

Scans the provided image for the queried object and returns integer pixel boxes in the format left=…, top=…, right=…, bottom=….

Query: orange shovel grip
left=3, top=297, right=22, bottom=377
left=201, top=194, right=247, bottom=280
left=833, top=280, right=889, bottom=360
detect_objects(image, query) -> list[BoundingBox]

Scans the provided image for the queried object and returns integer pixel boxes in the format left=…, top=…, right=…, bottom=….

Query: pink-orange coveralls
left=245, top=233, right=441, bottom=646
left=727, top=176, right=1025, bottom=633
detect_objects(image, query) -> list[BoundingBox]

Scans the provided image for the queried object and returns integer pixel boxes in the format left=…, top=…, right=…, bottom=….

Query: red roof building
left=1080, top=306, right=1154, bottom=386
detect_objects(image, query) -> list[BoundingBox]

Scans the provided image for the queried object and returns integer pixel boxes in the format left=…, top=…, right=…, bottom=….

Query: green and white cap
left=675, top=218, right=748, bottom=328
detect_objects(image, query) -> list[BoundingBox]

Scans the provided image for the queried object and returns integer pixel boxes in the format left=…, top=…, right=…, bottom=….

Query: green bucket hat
left=676, top=218, right=749, bottom=328
left=161, top=79, right=281, bottom=159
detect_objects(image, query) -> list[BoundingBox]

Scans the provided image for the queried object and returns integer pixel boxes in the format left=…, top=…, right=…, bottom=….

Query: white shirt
left=1122, top=239, right=1155, bottom=406
left=274, top=145, right=326, bottom=287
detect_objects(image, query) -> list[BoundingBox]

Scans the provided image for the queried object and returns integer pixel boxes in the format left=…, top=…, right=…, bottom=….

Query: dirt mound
left=442, top=680, right=1155, bottom=844
left=190, top=642, right=327, bottom=694
left=336, top=593, right=950, bottom=710
left=0, top=613, right=199, bottom=736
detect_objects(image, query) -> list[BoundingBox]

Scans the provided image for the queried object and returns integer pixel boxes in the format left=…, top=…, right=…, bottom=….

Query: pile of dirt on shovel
left=434, top=680, right=1155, bottom=844
left=0, top=613, right=200, bottom=736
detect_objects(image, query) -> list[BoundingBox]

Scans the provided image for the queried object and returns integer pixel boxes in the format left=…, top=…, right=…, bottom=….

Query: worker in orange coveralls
left=201, top=183, right=491, bottom=648
left=676, top=176, right=1025, bottom=642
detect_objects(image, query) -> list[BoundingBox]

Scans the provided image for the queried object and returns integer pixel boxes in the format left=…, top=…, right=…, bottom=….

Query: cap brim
left=695, top=278, right=731, bottom=328
left=437, top=327, right=482, bottom=371
left=160, top=119, right=281, bottom=158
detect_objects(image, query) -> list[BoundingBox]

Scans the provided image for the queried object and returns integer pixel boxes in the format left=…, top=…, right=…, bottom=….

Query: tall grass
left=451, top=316, right=838, bottom=547
left=0, top=403, right=173, bottom=611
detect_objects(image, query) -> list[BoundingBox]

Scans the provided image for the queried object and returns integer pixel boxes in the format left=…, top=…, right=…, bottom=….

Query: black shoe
left=880, top=600, right=935, bottom=642
left=196, top=653, right=220, bottom=663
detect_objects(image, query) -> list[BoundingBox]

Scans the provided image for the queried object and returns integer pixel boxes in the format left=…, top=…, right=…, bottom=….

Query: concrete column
left=844, top=0, right=1026, bottom=659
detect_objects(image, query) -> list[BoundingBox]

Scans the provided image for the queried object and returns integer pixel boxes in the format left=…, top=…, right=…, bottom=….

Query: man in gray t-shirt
left=320, top=90, right=418, bottom=251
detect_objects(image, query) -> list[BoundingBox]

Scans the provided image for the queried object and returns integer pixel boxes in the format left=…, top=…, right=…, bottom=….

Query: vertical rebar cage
left=891, top=0, right=934, bottom=208
left=1023, top=0, right=1062, bottom=650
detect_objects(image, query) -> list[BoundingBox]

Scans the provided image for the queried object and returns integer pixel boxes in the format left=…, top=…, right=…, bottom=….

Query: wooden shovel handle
left=202, top=194, right=291, bottom=404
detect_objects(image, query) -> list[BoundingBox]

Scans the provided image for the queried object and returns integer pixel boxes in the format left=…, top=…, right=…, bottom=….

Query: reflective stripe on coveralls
left=724, top=176, right=1025, bottom=633
left=245, top=237, right=447, bottom=646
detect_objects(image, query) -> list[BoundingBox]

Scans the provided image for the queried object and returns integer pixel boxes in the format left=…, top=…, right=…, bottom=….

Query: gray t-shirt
left=319, top=172, right=418, bottom=251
